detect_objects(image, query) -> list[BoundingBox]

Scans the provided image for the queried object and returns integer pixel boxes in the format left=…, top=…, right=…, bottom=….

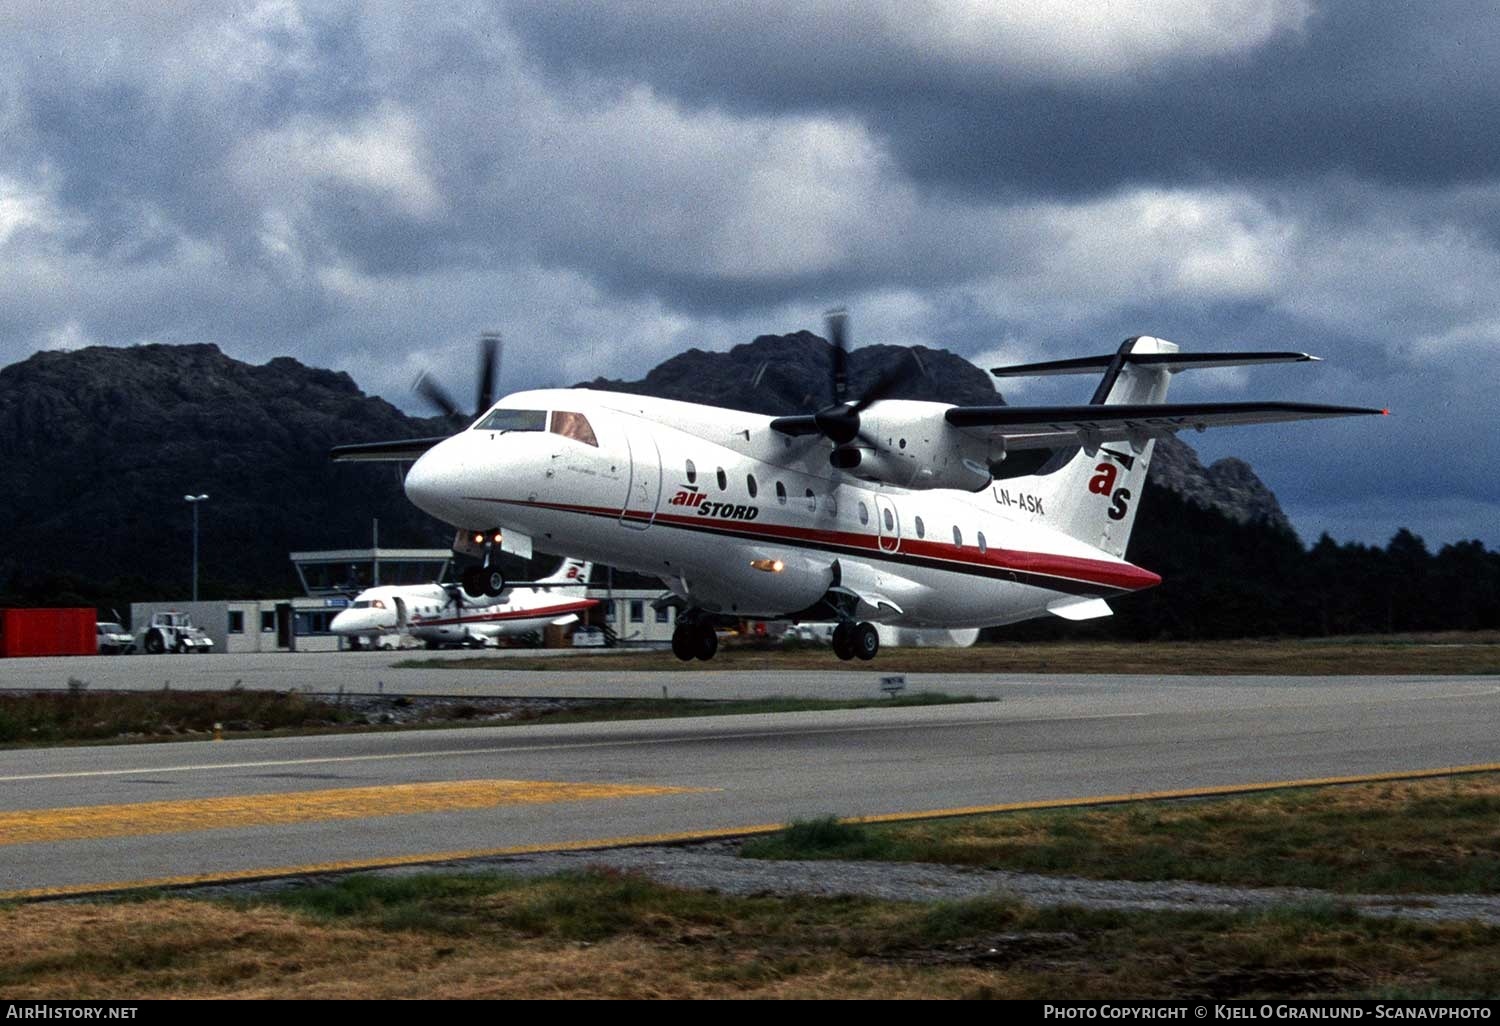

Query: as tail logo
left=1088, top=449, right=1135, bottom=522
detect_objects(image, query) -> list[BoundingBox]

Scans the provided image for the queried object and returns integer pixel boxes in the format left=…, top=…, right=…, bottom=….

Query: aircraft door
left=394, top=597, right=407, bottom=633
left=874, top=495, right=901, bottom=554
left=618, top=414, right=662, bottom=530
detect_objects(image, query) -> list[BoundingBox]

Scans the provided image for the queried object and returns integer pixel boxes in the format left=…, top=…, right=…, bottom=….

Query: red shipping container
left=0, top=608, right=98, bottom=658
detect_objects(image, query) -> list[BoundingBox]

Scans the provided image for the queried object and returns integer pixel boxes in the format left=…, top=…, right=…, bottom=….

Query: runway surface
left=1, top=660, right=1497, bottom=898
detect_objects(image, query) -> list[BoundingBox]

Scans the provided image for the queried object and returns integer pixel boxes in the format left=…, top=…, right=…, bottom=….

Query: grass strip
left=0, top=871, right=1495, bottom=998
left=741, top=773, right=1500, bottom=895
left=0, top=689, right=986, bottom=748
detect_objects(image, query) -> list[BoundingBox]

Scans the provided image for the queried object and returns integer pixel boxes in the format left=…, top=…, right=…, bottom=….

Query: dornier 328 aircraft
left=329, top=558, right=594, bottom=649
left=333, top=315, right=1384, bottom=662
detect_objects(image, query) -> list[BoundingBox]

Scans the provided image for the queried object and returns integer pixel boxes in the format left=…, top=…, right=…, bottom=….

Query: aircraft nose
left=404, top=438, right=476, bottom=524
left=329, top=609, right=359, bottom=635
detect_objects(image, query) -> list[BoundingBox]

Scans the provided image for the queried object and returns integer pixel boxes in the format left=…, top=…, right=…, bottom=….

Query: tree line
left=1002, top=483, right=1500, bottom=641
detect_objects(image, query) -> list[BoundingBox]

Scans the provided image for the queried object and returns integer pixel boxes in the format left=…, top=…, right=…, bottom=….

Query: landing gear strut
left=832, top=621, right=879, bottom=661
left=671, top=623, right=719, bottom=662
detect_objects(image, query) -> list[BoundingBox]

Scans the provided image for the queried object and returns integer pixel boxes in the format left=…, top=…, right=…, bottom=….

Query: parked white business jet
left=334, top=318, right=1383, bottom=662
left=329, top=558, right=595, bottom=649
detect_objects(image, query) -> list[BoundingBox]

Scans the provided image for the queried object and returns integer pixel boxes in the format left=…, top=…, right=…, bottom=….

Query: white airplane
left=329, top=558, right=595, bottom=649
left=334, top=317, right=1384, bottom=662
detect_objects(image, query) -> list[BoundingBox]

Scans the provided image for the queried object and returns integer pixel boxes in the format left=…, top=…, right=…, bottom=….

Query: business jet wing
left=944, top=401, right=1386, bottom=451
left=330, top=437, right=448, bottom=462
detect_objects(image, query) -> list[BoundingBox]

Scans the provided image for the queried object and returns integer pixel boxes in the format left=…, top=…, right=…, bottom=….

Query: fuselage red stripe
left=414, top=598, right=598, bottom=629
left=478, top=497, right=1160, bottom=593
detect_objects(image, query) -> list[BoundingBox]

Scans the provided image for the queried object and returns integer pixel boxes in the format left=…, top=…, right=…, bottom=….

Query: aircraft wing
left=944, top=401, right=1386, bottom=451
left=329, top=436, right=449, bottom=462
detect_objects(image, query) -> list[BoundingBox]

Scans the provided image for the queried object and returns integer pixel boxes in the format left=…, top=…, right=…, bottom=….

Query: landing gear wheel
left=853, top=621, right=879, bottom=661
left=482, top=567, right=506, bottom=598
left=144, top=630, right=164, bottom=655
left=693, top=624, right=719, bottom=661
left=461, top=565, right=487, bottom=598
left=671, top=625, right=696, bottom=662
left=831, top=622, right=856, bottom=661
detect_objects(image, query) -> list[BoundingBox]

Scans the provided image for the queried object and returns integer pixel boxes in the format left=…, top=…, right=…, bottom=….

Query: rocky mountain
left=0, top=343, right=453, bottom=603
left=582, top=332, right=1293, bottom=532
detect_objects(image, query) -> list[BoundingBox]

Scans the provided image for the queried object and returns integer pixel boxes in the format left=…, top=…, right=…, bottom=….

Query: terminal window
left=227, top=611, right=245, bottom=634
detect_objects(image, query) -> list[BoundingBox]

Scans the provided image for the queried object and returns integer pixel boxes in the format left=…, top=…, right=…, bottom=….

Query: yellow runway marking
left=0, top=779, right=706, bottom=847
left=4, top=762, right=1498, bottom=902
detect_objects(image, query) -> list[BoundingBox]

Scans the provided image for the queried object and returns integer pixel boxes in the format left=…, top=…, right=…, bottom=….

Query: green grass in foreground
left=4, top=871, right=1496, bottom=998
left=741, top=773, right=1500, bottom=895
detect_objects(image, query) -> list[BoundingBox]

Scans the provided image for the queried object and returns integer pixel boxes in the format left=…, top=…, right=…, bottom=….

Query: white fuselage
left=329, top=581, right=596, bottom=646
left=403, top=390, right=1160, bottom=629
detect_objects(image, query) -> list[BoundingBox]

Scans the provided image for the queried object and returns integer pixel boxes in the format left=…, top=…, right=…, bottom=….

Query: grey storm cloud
left=0, top=1, right=1495, bottom=546
left=505, top=0, right=1500, bottom=198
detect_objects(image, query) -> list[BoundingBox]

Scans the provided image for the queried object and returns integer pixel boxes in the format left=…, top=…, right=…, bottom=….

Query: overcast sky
left=3, top=2, right=1495, bottom=548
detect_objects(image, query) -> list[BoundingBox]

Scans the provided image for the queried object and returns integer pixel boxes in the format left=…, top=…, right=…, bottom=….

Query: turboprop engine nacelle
left=847, top=401, right=996, bottom=492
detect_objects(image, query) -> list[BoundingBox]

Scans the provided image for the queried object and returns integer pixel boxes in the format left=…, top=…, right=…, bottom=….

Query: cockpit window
left=474, top=409, right=547, bottom=432
left=352, top=599, right=386, bottom=610
left=549, top=410, right=598, bottom=447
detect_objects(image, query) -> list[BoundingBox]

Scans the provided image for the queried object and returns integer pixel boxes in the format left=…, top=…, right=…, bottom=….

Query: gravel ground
left=197, top=840, right=1500, bottom=926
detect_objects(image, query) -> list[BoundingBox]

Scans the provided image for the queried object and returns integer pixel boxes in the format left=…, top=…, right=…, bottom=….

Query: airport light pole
left=184, top=494, right=209, bottom=602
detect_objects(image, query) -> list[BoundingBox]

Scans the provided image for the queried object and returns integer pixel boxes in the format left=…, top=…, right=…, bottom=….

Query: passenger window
left=827, top=493, right=838, bottom=518
left=548, top=410, right=598, bottom=447
left=978, top=531, right=988, bottom=554
left=717, top=467, right=727, bottom=491
left=805, top=489, right=816, bottom=512
left=915, top=516, right=925, bottom=539
left=883, top=508, right=894, bottom=531
left=686, top=460, right=697, bottom=484
left=858, top=502, right=869, bottom=525
left=746, top=474, right=758, bottom=498
left=953, top=526, right=963, bottom=546
left=776, top=481, right=787, bottom=505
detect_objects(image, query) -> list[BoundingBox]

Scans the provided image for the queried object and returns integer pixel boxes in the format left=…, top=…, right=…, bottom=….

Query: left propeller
left=414, top=332, right=502, bottom=424
left=769, top=309, right=927, bottom=469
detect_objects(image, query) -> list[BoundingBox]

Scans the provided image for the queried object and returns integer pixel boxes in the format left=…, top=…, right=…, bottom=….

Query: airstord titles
left=668, top=488, right=759, bottom=521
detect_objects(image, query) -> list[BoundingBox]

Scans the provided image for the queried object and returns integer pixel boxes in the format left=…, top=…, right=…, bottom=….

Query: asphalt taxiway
left=1, top=658, right=1496, bottom=898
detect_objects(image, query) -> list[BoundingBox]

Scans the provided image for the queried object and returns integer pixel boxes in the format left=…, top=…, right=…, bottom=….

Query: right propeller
left=769, top=309, right=926, bottom=469
left=414, top=332, right=502, bottom=424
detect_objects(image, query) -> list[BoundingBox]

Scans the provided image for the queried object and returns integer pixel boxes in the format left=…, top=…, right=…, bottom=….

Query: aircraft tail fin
left=1019, top=336, right=1177, bottom=558
left=539, top=558, right=592, bottom=589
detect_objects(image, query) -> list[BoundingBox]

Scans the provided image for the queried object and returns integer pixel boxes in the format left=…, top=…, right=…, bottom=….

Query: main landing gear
left=671, top=622, right=719, bottom=662
left=831, top=621, right=879, bottom=662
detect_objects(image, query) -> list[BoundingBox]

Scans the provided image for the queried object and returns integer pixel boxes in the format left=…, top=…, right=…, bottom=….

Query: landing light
left=750, top=558, right=785, bottom=573
left=492, top=530, right=503, bottom=544
left=472, top=532, right=485, bottom=545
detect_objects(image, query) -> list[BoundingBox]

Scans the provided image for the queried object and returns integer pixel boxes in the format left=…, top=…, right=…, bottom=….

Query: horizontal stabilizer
left=330, top=437, right=447, bottom=462
left=1046, top=596, right=1113, bottom=621
left=991, top=351, right=1319, bottom=378
left=946, top=401, right=1385, bottom=451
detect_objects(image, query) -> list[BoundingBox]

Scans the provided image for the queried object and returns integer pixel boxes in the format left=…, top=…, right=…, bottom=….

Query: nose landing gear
left=461, top=564, right=506, bottom=598
left=457, top=529, right=507, bottom=598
